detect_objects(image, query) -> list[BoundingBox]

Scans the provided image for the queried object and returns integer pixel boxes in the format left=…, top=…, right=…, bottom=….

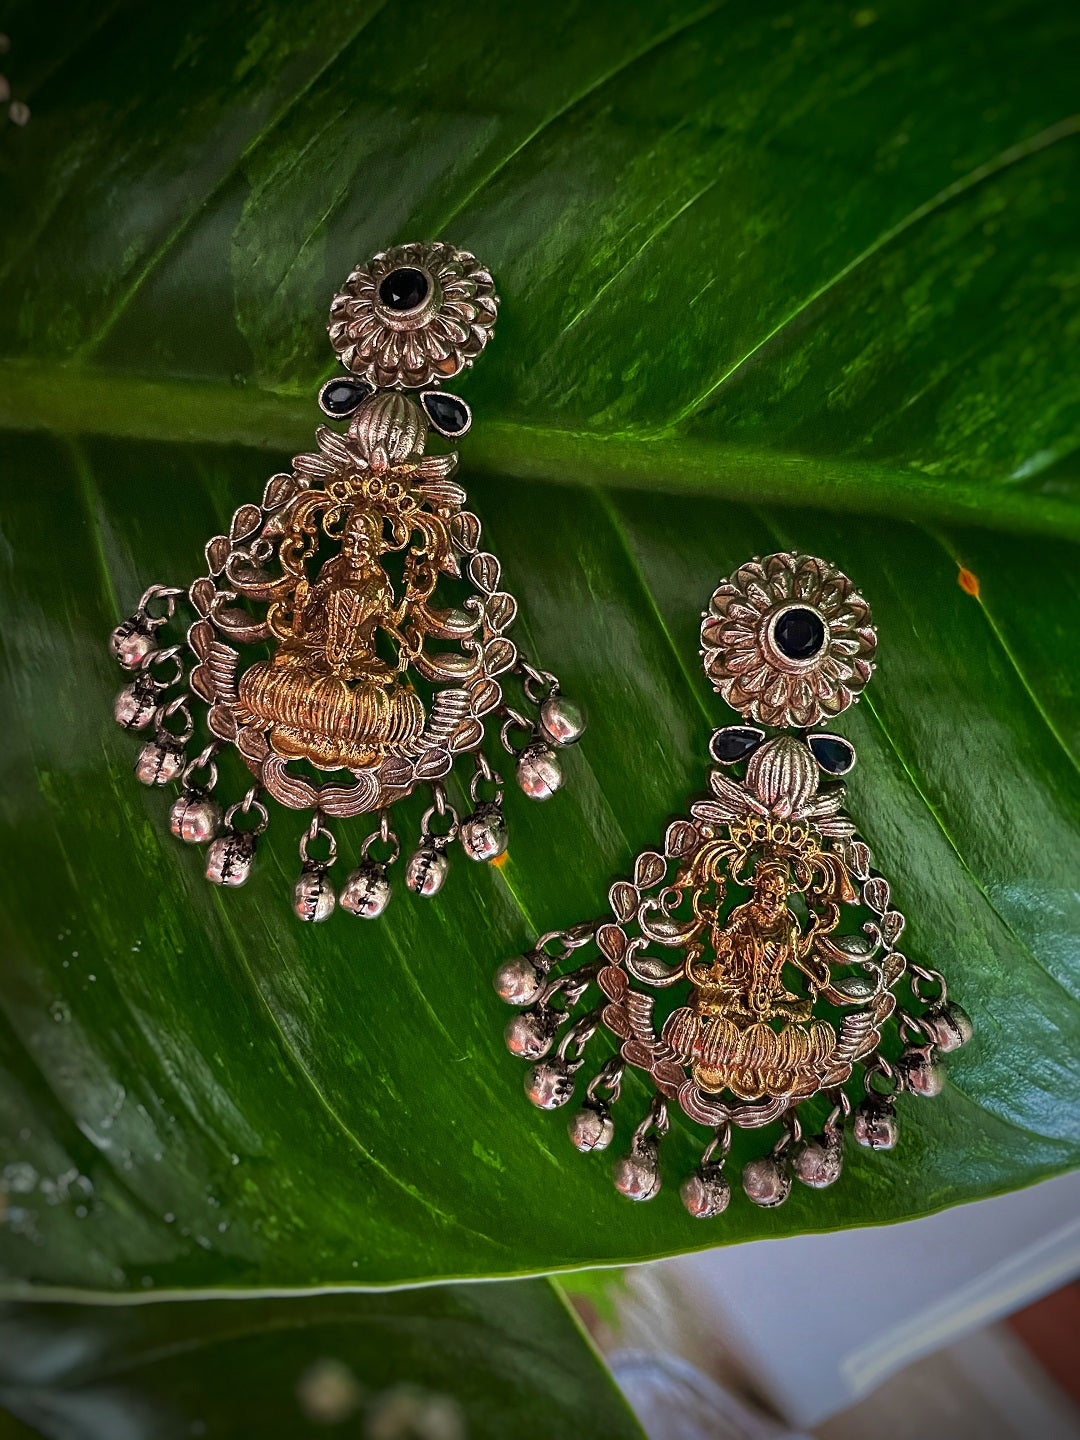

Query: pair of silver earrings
left=109, top=242, right=970, bottom=1214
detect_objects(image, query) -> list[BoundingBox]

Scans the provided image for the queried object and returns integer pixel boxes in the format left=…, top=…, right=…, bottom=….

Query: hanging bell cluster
left=500, top=678, right=587, bottom=802
left=110, top=589, right=585, bottom=923
left=495, top=875, right=972, bottom=1216
left=494, top=552, right=972, bottom=1213
left=111, top=594, right=275, bottom=892
left=109, top=588, right=587, bottom=925
left=107, top=243, right=587, bottom=921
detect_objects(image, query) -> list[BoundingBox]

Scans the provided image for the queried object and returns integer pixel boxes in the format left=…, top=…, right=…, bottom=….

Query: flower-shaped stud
left=701, top=552, right=877, bottom=728
left=328, top=242, right=499, bottom=390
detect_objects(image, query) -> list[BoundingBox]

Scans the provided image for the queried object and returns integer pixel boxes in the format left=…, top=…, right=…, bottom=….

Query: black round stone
left=773, top=606, right=826, bottom=661
left=378, top=267, right=429, bottom=311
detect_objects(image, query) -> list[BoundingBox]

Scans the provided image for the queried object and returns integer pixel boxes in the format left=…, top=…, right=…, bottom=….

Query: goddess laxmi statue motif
left=237, top=489, right=429, bottom=771
left=697, top=860, right=816, bottom=1024
left=665, top=854, right=850, bottom=1102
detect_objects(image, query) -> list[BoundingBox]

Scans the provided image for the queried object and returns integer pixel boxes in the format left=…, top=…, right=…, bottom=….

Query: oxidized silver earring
left=109, top=243, right=585, bottom=920
left=496, top=552, right=970, bottom=1213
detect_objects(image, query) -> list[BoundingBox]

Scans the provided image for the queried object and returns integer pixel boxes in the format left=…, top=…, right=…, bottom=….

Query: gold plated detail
left=663, top=844, right=860, bottom=1102
left=193, top=386, right=505, bottom=818
left=233, top=394, right=455, bottom=771
left=609, top=727, right=887, bottom=1119
left=236, top=509, right=427, bottom=771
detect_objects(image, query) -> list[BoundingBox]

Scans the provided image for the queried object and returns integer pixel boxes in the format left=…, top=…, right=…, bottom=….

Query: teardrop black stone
left=422, top=391, right=471, bottom=437
left=378, top=266, right=429, bottom=311
left=808, top=733, right=856, bottom=775
left=773, top=606, right=826, bottom=660
left=710, top=726, right=763, bottom=764
left=319, top=377, right=372, bottom=417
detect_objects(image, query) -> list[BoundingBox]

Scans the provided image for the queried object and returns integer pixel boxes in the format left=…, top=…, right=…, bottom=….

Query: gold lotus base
left=237, top=660, right=425, bottom=770
left=663, top=1006, right=838, bottom=1101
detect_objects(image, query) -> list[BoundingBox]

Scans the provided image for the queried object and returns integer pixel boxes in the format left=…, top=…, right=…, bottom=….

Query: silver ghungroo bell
left=504, top=1008, right=559, bottom=1060
left=134, top=739, right=185, bottom=786
left=339, top=861, right=392, bottom=919
left=169, top=791, right=222, bottom=845
left=459, top=803, right=508, bottom=863
left=404, top=842, right=448, bottom=897
left=853, top=1097, right=899, bottom=1150
left=516, top=744, right=562, bottom=800
left=567, top=1102, right=614, bottom=1153
left=205, top=830, right=257, bottom=887
left=293, top=864, right=337, bottom=923
left=681, top=1162, right=731, bottom=1218
left=741, top=1155, right=792, bottom=1208
left=612, top=1140, right=661, bottom=1202
left=920, top=1001, right=973, bottom=1053
left=538, top=694, right=586, bottom=747
left=525, top=1058, right=575, bottom=1110
left=792, top=1129, right=844, bottom=1189
left=492, top=951, right=550, bottom=1007
left=897, top=1042, right=946, bottom=1097
left=114, top=675, right=159, bottom=730
left=110, top=616, right=157, bottom=671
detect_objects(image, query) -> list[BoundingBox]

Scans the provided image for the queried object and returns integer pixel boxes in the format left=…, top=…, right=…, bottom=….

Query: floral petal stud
left=328, top=241, right=499, bottom=389
left=701, top=551, right=877, bottom=728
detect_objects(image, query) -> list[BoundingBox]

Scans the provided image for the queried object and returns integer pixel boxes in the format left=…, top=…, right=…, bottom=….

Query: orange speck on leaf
left=957, top=567, right=980, bottom=598
left=491, top=850, right=509, bottom=869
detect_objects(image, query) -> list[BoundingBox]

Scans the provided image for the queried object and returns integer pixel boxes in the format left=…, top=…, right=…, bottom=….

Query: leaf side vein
left=673, top=113, right=1080, bottom=425
left=74, top=1, right=391, bottom=360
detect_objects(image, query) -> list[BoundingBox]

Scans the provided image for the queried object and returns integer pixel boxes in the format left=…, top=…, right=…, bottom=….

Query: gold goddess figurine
left=237, top=506, right=426, bottom=771
left=666, top=857, right=842, bottom=1101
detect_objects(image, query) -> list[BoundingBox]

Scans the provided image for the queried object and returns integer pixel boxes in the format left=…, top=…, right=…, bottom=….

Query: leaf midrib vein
left=5, top=362, right=1077, bottom=544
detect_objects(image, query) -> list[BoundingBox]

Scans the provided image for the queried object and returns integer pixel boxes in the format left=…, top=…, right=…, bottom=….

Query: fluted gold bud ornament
left=108, top=244, right=585, bottom=920
left=495, top=552, right=970, bottom=1214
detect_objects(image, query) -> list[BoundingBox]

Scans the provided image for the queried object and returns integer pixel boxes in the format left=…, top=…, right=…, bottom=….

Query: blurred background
left=573, top=1171, right=1080, bottom=1438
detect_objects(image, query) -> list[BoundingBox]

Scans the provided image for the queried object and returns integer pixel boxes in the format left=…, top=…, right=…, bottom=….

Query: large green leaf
left=1, top=0, right=1079, bottom=1306
left=0, top=1282, right=643, bottom=1439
